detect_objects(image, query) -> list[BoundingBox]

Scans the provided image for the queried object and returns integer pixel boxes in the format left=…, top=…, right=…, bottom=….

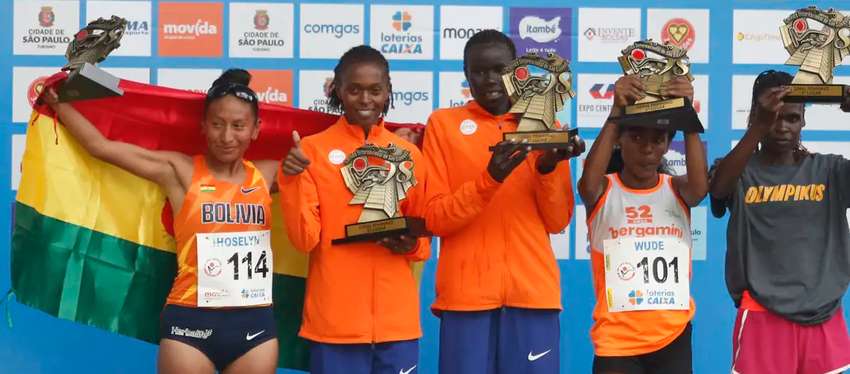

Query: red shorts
left=732, top=307, right=850, bottom=374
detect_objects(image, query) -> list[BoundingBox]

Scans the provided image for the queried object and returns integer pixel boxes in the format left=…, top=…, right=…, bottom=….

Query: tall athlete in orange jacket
left=423, top=30, right=585, bottom=374
left=279, top=45, right=430, bottom=374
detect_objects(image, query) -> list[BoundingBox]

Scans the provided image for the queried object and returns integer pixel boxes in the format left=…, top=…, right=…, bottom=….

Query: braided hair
left=748, top=69, right=810, bottom=159
left=326, top=45, right=393, bottom=116
left=463, top=29, right=517, bottom=72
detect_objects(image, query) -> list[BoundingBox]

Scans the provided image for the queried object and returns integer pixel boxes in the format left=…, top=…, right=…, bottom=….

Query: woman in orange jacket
left=422, top=30, right=584, bottom=374
left=278, top=45, right=430, bottom=374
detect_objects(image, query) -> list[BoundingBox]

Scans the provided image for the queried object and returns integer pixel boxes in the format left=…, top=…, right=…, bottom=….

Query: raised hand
left=613, top=75, right=646, bottom=107
left=661, top=77, right=695, bottom=102
left=282, top=131, right=311, bottom=176
left=751, top=87, right=792, bottom=131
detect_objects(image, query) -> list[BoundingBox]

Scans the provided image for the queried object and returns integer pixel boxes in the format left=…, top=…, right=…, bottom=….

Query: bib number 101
left=637, top=256, right=679, bottom=284
left=228, top=250, right=270, bottom=280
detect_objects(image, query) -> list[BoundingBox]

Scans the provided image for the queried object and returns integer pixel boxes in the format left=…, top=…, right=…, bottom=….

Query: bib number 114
left=637, top=256, right=679, bottom=284
left=227, top=250, right=270, bottom=280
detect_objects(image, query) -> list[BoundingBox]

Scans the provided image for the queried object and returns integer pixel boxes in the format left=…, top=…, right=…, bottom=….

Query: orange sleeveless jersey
left=166, top=155, right=273, bottom=307
left=587, top=174, right=695, bottom=356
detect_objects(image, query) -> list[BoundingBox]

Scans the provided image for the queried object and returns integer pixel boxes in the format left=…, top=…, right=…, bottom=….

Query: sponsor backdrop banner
left=2, top=0, right=850, bottom=373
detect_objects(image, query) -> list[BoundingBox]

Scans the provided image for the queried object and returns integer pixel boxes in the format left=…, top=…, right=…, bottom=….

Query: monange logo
left=443, top=27, right=484, bottom=40
left=380, top=11, right=423, bottom=55
left=303, top=23, right=360, bottom=39
left=163, top=19, right=218, bottom=40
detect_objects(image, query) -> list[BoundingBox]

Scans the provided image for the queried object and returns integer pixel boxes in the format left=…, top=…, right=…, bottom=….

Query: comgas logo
left=393, top=90, right=429, bottom=106
left=303, top=23, right=360, bottom=39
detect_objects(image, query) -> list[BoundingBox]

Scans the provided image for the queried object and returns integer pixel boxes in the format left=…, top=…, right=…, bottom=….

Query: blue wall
left=2, top=0, right=850, bottom=373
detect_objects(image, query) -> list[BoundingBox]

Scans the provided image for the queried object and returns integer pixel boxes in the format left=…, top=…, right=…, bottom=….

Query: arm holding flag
left=43, top=87, right=193, bottom=204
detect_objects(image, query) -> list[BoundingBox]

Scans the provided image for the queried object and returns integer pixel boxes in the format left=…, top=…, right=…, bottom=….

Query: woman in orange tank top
left=43, top=69, right=283, bottom=374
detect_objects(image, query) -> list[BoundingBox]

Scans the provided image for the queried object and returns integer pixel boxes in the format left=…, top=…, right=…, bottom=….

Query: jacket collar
left=466, top=100, right=517, bottom=122
left=337, top=115, right=386, bottom=141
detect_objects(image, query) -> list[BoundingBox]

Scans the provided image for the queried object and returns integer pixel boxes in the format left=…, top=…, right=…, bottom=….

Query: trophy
left=779, top=6, right=850, bottom=103
left=55, top=15, right=127, bottom=103
left=489, top=52, right=578, bottom=151
left=331, top=143, right=431, bottom=245
left=611, top=39, right=704, bottom=133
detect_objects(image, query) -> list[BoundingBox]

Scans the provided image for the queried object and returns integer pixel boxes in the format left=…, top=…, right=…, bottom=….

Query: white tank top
left=589, top=174, right=692, bottom=253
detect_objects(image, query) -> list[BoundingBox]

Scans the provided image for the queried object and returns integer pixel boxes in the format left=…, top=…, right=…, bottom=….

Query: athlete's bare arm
left=252, top=160, right=281, bottom=193
left=578, top=75, right=643, bottom=212
left=709, top=87, right=789, bottom=200
left=661, top=78, right=708, bottom=207
left=44, top=87, right=192, bottom=208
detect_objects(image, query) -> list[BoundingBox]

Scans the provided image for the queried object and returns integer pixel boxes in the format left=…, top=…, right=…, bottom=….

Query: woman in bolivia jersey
left=278, top=45, right=431, bottom=374
left=44, top=69, right=283, bottom=374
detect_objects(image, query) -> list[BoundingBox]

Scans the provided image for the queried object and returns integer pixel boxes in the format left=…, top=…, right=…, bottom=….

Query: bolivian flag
left=11, top=72, right=425, bottom=371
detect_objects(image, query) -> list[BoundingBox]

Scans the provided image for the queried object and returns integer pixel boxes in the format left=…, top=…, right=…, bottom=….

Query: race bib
left=603, top=236, right=690, bottom=312
left=196, top=230, right=273, bottom=308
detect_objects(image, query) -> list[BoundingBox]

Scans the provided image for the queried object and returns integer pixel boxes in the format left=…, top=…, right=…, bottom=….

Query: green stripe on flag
left=11, top=202, right=310, bottom=371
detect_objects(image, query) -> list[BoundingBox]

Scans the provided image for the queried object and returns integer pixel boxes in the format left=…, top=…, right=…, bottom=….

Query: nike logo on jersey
left=528, top=350, right=550, bottom=361
left=241, top=186, right=260, bottom=194
left=399, top=365, right=416, bottom=374
left=246, top=330, right=265, bottom=341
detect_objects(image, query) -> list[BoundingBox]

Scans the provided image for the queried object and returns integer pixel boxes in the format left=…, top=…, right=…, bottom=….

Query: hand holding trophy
left=610, top=39, right=704, bottom=133
left=489, top=52, right=579, bottom=151
left=55, top=15, right=128, bottom=103
left=331, top=144, right=430, bottom=245
left=779, top=6, right=850, bottom=103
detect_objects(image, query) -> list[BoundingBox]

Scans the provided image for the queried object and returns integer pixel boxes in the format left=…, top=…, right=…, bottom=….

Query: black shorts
left=592, top=322, right=693, bottom=374
left=159, top=304, right=278, bottom=371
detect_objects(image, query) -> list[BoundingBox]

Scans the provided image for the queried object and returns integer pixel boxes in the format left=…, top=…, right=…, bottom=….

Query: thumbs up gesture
left=282, top=131, right=311, bottom=176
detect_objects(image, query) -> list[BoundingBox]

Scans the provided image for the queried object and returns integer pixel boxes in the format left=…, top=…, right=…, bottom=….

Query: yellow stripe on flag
left=18, top=111, right=309, bottom=278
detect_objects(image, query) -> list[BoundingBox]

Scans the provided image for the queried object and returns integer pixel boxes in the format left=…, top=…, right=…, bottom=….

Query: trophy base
left=781, top=84, right=849, bottom=103
left=488, top=128, right=579, bottom=151
left=331, top=216, right=431, bottom=245
left=57, top=62, right=124, bottom=103
left=611, top=97, right=704, bottom=134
